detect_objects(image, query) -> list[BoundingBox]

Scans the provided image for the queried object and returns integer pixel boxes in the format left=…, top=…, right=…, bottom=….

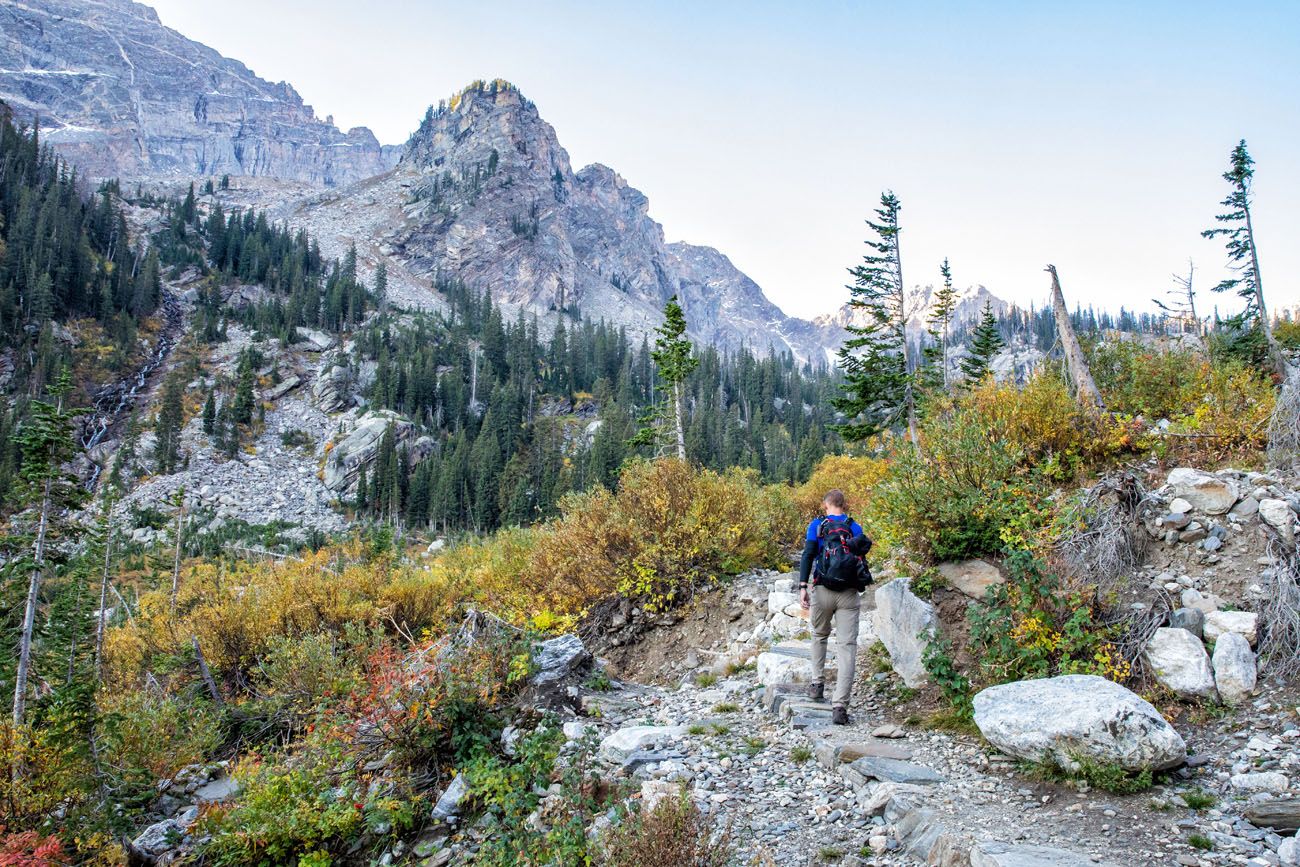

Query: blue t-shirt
left=806, top=514, right=863, bottom=550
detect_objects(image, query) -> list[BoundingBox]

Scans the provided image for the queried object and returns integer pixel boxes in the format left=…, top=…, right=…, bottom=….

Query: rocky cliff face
left=305, top=81, right=832, bottom=362
left=0, top=0, right=395, bottom=185
left=666, top=242, right=837, bottom=364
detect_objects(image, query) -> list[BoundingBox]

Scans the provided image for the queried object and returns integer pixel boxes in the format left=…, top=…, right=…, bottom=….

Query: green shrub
left=876, top=409, right=1023, bottom=561
left=921, top=635, right=972, bottom=719
left=197, top=740, right=422, bottom=866
left=969, top=552, right=1129, bottom=684
left=1187, top=833, right=1214, bottom=851
left=98, top=694, right=224, bottom=807
left=1021, top=754, right=1154, bottom=794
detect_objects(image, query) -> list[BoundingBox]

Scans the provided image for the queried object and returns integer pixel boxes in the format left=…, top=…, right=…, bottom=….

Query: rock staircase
left=746, top=574, right=1120, bottom=867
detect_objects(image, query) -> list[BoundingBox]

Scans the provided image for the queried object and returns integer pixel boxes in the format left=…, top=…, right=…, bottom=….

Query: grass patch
left=709, top=723, right=730, bottom=736
left=712, top=702, right=740, bottom=714
left=925, top=707, right=980, bottom=736
left=790, top=745, right=813, bottom=764
left=687, top=724, right=709, bottom=736
left=741, top=736, right=765, bottom=757
left=1019, top=755, right=1155, bottom=795
left=1182, top=789, right=1217, bottom=810
left=694, top=673, right=718, bottom=688
left=1187, top=833, right=1214, bottom=851
left=724, top=660, right=756, bottom=677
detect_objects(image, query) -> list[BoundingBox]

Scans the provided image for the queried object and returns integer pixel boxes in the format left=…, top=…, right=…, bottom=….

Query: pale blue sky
left=148, top=0, right=1299, bottom=321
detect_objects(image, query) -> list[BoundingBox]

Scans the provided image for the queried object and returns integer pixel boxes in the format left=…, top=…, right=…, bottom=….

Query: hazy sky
left=147, top=0, right=1299, bottom=322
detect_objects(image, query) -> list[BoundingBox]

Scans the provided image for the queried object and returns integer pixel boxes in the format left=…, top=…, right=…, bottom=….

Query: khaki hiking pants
left=810, top=585, right=860, bottom=708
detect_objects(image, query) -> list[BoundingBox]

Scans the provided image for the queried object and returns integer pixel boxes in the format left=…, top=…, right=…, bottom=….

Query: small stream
left=80, top=291, right=185, bottom=490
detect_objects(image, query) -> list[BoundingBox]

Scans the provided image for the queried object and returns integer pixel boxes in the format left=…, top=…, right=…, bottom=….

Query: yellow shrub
left=1169, top=362, right=1275, bottom=464
left=105, top=541, right=452, bottom=690
left=793, top=454, right=889, bottom=520
left=457, top=459, right=800, bottom=619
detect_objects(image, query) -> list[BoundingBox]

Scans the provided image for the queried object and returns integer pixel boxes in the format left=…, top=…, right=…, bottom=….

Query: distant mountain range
left=0, top=0, right=1004, bottom=361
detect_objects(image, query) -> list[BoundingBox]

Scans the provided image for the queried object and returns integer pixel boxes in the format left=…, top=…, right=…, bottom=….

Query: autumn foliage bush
left=432, top=459, right=799, bottom=627
left=1091, top=340, right=1275, bottom=464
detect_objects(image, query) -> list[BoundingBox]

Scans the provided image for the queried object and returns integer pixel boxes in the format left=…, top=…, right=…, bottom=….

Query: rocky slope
left=0, top=0, right=396, bottom=185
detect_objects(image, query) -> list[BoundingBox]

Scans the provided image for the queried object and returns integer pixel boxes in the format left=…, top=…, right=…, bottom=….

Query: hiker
left=798, top=489, right=872, bottom=725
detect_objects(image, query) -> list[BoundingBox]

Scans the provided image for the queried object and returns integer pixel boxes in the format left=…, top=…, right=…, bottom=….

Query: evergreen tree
left=633, top=296, right=697, bottom=459
left=233, top=352, right=256, bottom=424
left=11, top=368, right=86, bottom=724
left=202, top=389, right=216, bottom=435
left=1201, top=140, right=1284, bottom=375
left=922, top=258, right=958, bottom=390
left=961, top=301, right=1004, bottom=383
left=831, top=192, right=918, bottom=444
left=155, top=373, right=185, bottom=474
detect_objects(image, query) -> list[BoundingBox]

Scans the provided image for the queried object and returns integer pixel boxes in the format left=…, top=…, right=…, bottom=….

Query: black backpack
left=815, top=518, right=873, bottom=592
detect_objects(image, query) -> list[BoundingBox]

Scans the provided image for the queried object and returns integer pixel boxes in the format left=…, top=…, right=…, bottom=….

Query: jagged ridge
left=0, top=0, right=396, bottom=185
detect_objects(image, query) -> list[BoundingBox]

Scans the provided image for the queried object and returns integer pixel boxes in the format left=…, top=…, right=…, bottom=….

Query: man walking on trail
left=799, top=489, right=871, bottom=726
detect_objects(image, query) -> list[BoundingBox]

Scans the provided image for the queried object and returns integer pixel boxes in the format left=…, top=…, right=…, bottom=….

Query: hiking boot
left=832, top=706, right=850, bottom=726
left=808, top=682, right=825, bottom=702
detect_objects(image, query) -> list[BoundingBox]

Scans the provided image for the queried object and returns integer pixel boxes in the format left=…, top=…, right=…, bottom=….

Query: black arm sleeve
left=798, top=538, right=818, bottom=586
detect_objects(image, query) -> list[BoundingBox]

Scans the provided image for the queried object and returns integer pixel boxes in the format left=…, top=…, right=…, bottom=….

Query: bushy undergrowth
left=922, top=553, right=1129, bottom=722
left=436, top=459, right=798, bottom=626
left=876, top=372, right=1134, bottom=561
left=1091, top=341, right=1274, bottom=463
left=598, top=794, right=734, bottom=867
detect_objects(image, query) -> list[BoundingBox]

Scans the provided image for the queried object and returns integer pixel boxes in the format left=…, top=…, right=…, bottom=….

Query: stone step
left=969, top=841, right=1120, bottom=867
left=813, top=739, right=914, bottom=769
left=841, top=755, right=945, bottom=787
left=778, top=699, right=832, bottom=722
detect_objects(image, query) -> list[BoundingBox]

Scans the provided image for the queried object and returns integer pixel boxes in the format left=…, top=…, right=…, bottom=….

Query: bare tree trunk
left=1243, top=204, right=1287, bottom=378
left=170, top=495, right=184, bottom=614
left=94, top=513, right=113, bottom=684
left=13, top=476, right=51, bottom=725
left=674, top=382, right=687, bottom=461
left=191, top=636, right=223, bottom=707
left=894, top=233, right=919, bottom=446
left=1046, top=265, right=1104, bottom=410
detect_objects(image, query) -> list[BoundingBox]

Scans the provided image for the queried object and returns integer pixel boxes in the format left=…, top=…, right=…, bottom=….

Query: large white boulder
left=1142, top=627, right=1217, bottom=700
left=972, top=674, right=1186, bottom=772
left=1203, top=609, right=1258, bottom=646
left=1166, top=468, right=1239, bottom=514
left=1261, top=498, right=1297, bottom=544
left=937, top=559, right=1004, bottom=599
left=1212, top=632, right=1257, bottom=705
left=599, top=725, right=686, bottom=763
left=873, top=579, right=937, bottom=688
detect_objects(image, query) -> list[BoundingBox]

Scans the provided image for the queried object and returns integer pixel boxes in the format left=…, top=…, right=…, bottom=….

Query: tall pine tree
left=632, top=296, right=698, bottom=460
left=831, top=192, right=918, bottom=444
left=960, top=301, right=1004, bottom=383
left=921, top=258, right=958, bottom=391
left=1201, top=140, right=1284, bottom=376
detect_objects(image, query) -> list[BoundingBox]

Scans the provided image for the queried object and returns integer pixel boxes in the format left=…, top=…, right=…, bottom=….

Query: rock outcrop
left=1166, top=467, right=1240, bottom=515
left=1212, top=632, right=1257, bottom=705
left=873, top=579, right=937, bottom=688
left=1, top=0, right=396, bottom=185
left=323, top=410, right=428, bottom=495
left=972, top=674, right=1187, bottom=772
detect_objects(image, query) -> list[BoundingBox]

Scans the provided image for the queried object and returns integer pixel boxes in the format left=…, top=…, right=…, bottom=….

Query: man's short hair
left=823, top=489, right=846, bottom=509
